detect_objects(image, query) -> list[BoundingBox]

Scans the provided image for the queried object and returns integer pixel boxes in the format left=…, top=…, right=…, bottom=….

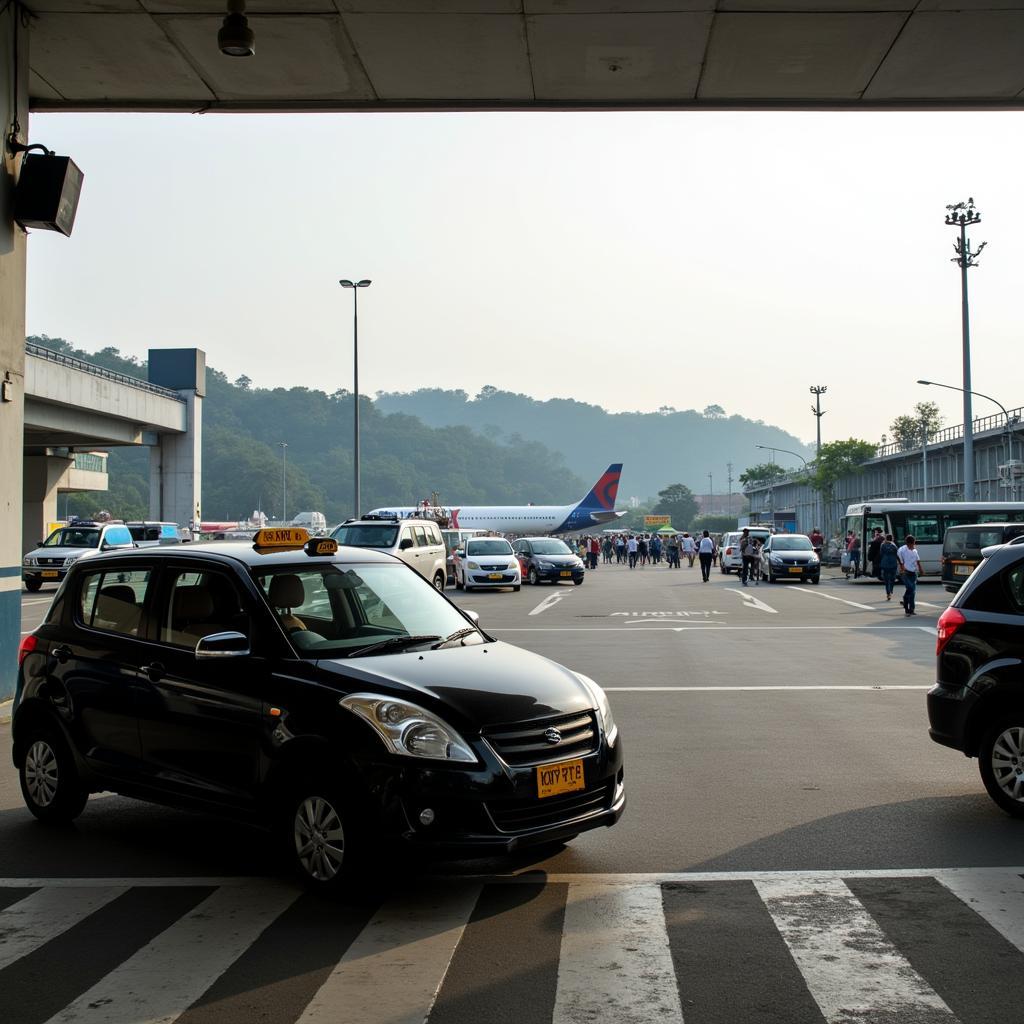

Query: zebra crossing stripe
left=755, top=876, right=959, bottom=1024
left=0, top=886, right=128, bottom=973
left=295, top=883, right=481, bottom=1024
left=553, top=883, right=684, bottom=1024
left=42, top=883, right=299, bottom=1024
left=936, top=868, right=1024, bottom=953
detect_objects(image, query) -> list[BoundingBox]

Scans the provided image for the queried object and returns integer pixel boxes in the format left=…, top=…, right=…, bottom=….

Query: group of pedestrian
left=861, top=526, right=921, bottom=615
left=737, top=527, right=763, bottom=586
left=581, top=530, right=722, bottom=575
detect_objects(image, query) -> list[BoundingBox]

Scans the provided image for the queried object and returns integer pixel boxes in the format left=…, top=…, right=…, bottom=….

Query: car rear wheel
left=24, top=579, right=42, bottom=593
left=979, top=718, right=1024, bottom=818
left=433, top=572, right=445, bottom=592
left=19, top=727, right=88, bottom=824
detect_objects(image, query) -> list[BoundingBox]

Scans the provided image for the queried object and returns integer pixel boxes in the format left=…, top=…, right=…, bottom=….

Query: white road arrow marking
left=725, top=588, right=778, bottom=614
left=529, top=590, right=571, bottom=616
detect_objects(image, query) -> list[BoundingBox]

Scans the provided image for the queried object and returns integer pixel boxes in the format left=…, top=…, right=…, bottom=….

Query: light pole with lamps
left=279, top=442, right=288, bottom=523
left=944, top=199, right=986, bottom=501
left=339, top=278, right=372, bottom=518
left=757, top=444, right=809, bottom=531
left=918, top=379, right=1019, bottom=501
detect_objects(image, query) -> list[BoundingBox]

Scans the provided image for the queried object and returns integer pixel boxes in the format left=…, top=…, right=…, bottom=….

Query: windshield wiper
left=431, top=627, right=479, bottom=649
left=347, top=634, right=442, bottom=658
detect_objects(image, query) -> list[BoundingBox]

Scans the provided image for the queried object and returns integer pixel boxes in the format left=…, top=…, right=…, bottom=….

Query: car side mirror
left=195, top=631, right=251, bottom=659
left=400, top=537, right=414, bottom=550
left=464, top=609, right=480, bottom=626
left=36, top=540, right=43, bottom=547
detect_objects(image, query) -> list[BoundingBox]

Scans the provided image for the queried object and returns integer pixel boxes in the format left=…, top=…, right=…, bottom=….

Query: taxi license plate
left=537, top=758, right=585, bottom=799
left=488, top=573, right=503, bottom=580
left=954, top=564, right=972, bottom=576
left=788, top=567, right=803, bottom=574
left=41, top=570, right=59, bottom=578
left=560, top=570, right=572, bottom=577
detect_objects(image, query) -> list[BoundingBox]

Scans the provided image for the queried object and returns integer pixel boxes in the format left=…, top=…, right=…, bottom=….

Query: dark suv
left=927, top=536, right=1024, bottom=816
left=13, top=531, right=624, bottom=888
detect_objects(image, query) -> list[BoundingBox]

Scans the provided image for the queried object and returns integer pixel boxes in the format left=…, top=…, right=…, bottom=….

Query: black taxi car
left=13, top=529, right=624, bottom=888
left=512, top=537, right=586, bottom=586
left=928, top=535, right=1024, bottom=816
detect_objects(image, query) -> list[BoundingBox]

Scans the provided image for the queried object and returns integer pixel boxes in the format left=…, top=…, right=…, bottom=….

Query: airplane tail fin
left=577, top=464, right=622, bottom=512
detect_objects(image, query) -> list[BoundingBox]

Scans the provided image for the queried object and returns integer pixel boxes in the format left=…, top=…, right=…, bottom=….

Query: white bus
left=842, top=500, right=1024, bottom=576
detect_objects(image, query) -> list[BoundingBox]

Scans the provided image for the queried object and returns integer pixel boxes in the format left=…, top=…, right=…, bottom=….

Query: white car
left=22, top=520, right=135, bottom=591
left=454, top=537, right=521, bottom=592
left=719, top=528, right=772, bottom=574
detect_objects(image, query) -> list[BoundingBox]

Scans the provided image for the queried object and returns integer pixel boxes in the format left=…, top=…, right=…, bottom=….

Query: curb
left=0, top=699, right=12, bottom=725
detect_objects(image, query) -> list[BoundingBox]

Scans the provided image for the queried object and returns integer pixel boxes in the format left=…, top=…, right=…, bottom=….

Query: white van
left=720, top=527, right=772, bottom=574
left=331, top=515, right=447, bottom=591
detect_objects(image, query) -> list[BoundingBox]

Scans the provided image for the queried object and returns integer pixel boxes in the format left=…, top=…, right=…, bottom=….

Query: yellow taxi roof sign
left=305, top=537, right=339, bottom=556
left=253, top=527, right=309, bottom=549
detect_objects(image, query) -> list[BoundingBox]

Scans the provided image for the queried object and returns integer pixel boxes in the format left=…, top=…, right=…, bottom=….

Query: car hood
left=26, top=546, right=102, bottom=559
left=529, top=554, right=580, bottom=564
left=768, top=550, right=816, bottom=560
left=315, top=641, right=594, bottom=729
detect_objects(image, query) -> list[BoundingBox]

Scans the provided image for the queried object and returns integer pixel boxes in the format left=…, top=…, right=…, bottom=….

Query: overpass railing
left=26, top=342, right=185, bottom=403
left=875, top=405, right=1024, bottom=458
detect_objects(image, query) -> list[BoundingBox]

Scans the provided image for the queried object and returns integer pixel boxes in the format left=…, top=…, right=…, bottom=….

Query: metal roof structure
left=24, top=2, right=1024, bottom=113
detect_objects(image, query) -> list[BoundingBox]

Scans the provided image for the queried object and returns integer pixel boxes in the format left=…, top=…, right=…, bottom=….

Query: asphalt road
left=4, top=564, right=1024, bottom=1024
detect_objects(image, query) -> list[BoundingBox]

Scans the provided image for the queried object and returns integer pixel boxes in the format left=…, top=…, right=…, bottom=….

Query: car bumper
left=535, top=568, right=585, bottom=582
left=927, top=682, right=975, bottom=752
left=468, top=573, right=520, bottom=587
left=767, top=564, right=820, bottom=580
left=22, top=568, right=67, bottom=584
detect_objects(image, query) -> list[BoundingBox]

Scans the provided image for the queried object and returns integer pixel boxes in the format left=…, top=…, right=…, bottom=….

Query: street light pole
left=757, top=443, right=809, bottom=531
left=918, top=378, right=1018, bottom=501
left=708, top=472, right=713, bottom=514
left=944, top=199, right=986, bottom=501
left=279, top=442, right=288, bottom=523
left=810, top=385, right=827, bottom=534
left=339, top=278, right=372, bottom=518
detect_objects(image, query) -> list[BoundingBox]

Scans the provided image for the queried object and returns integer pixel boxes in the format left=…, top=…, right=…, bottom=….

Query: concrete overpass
left=3, top=2, right=1023, bottom=695
left=22, top=341, right=204, bottom=555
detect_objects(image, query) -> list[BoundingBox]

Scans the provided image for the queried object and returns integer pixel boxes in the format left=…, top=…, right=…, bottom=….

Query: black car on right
left=928, top=535, right=1024, bottom=816
left=513, top=537, right=586, bottom=586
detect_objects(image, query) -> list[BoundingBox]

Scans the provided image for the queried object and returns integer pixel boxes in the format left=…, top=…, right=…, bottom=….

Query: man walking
left=867, top=527, right=884, bottom=579
left=627, top=534, right=638, bottom=569
left=879, top=532, right=899, bottom=601
left=698, top=530, right=715, bottom=582
left=897, top=534, right=922, bottom=616
left=739, top=527, right=758, bottom=587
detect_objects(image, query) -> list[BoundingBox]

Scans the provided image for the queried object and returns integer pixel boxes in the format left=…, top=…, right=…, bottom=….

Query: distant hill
left=374, top=387, right=813, bottom=501
left=28, top=337, right=585, bottom=524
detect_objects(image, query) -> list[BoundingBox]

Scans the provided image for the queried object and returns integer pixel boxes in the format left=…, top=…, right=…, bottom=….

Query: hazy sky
left=25, top=109, right=1024, bottom=452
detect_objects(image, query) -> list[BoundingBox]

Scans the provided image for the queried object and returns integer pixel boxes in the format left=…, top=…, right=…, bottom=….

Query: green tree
left=692, top=513, right=738, bottom=533
left=889, top=401, right=943, bottom=451
left=739, top=462, right=788, bottom=486
left=703, top=404, right=726, bottom=419
left=652, top=483, right=699, bottom=530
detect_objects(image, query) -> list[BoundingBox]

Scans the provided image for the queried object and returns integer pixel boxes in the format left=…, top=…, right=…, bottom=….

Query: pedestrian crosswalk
left=2, top=869, right=1024, bottom=1024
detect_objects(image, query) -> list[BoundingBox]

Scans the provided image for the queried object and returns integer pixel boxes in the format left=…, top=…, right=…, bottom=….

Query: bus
left=841, top=501, right=1024, bottom=577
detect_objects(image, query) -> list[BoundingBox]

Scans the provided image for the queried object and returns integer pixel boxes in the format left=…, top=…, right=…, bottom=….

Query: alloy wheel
left=25, top=740, right=59, bottom=807
left=990, top=727, right=1024, bottom=803
left=294, top=796, right=346, bottom=881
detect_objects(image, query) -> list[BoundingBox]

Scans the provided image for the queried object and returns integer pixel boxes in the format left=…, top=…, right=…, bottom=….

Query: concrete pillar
left=22, top=454, right=74, bottom=554
left=1, top=7, right=29, bottom=699
left=148, top=350, right=204, bottom=533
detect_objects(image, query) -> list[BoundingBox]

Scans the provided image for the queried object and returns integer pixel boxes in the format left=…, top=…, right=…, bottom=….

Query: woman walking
left=698, top=530, right=715, bottom=582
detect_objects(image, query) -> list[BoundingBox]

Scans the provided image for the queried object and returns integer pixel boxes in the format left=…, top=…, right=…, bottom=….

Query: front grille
left=487, top=781, right=612, bottom=834
left=481, top=564, right=511, bottom=571
left=484, top=711, right=598, bottom=767
left=38, top=557, right=64, bottom=567
left=473, top=573, right=515, bottom=583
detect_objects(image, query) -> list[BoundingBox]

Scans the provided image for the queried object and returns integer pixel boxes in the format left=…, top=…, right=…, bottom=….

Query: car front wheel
left=283, top=789, right=364, bottom=889
left=19, top=727, right=88, bottom=824
left=980, top=718, right=1024, bottom=818
left=24, top=578, right=42, bottom=593
left=528, top=568, right=539, bottom=585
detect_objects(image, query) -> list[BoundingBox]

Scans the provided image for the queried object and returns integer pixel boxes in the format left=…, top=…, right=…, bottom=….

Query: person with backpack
left=879, top=532, right=900, bottom=601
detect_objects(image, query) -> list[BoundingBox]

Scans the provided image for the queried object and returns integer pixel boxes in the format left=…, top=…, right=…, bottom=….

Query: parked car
left=759, top=533, right=820, bottom=584
left=928, top=535, right=1024, bottom=816
left=13, top=529, right=624, bottom=889
left=126, top=521, right=184, bottom=547
left=332, top=515, right=447, bottom=591
left=719, top=528, right=771, bottom=574
left=941, top=522, right=1024, bottom=592
left=441, top=528, right=487, bottom=585
left=512, top=537, right=585, bottom=586
left=22, top=520, right=135, bottom=592
left=453, top=537, right=521, bottom=592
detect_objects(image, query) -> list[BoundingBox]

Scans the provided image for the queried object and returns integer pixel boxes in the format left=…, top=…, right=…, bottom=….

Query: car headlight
left=770, top=555, right=784, bottom=565
left=576, top=673, right=618, bottom=747
left=538, top=560, right=555, bottom=569
left=22, top=556, right=36, bottom=567
left=340, top=693, right=477, bottom=763
left=807, top=555, right=820, bottom=564
left=467, top=561, right=480, bottom=570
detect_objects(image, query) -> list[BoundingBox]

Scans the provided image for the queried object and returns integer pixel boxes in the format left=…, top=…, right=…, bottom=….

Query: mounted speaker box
left=14, top=154, right=84, bottom=236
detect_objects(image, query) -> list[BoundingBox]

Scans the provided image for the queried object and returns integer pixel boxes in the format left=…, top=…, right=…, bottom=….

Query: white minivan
left=331, top=515, right=448, bottom=590
left=719, top=527, right=772, bottom=574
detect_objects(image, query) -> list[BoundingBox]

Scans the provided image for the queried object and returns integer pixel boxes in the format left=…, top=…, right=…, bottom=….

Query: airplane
left=365, top=464, right=627, bottom=535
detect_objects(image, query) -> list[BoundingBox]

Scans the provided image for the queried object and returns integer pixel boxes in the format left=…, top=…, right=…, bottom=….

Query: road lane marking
left=554, top=882, right=684, bottom=1024
left=787, top=587, right=876, bottom=611
left=529, top=591, right=571, bottom=616
left=0, top=886, right=129, bottom=972
left=755, top=876, right=958, bottom=1024
left=724, top=588, right=778, bottom=613
left=297, top=883, right=480, bottom=1024
left=44, top=883, right=299, bottom=1024
left=936, top=869, right=1024, bottom=954
left=604, top=685, right=931, bottom=691
left=919, top=626, right=938, bottom=637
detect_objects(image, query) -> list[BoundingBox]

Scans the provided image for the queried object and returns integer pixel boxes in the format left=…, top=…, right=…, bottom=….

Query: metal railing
left=27, top=342, right=185, bottom=402
left=875, top=405, right=1024, bottom=458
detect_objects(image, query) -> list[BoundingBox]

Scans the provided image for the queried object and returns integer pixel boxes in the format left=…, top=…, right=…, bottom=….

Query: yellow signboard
left=305, top=538, right=339, bottom=556
left=644, top=515, right=671, bottom=527
left=253, top=527, right=309, bottom=548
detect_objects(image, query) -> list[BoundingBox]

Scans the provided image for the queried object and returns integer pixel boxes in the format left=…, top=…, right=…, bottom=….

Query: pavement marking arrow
left=724, top=588, right=778, bottom=614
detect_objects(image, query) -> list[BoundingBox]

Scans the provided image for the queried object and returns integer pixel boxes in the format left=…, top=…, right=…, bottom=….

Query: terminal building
left=5, top=4, right=1024, bottom=698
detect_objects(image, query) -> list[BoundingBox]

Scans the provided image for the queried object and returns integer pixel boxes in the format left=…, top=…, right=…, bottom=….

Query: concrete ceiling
left=23, top=2, right=1024, bottom=111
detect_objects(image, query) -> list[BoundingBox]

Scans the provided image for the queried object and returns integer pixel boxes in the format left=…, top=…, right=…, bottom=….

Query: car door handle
left=140, top=662, right=165, bottom=682
left=52, top=645, right=71, bottom=664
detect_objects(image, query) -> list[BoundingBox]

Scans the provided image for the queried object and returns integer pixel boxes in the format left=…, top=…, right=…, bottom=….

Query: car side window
left=161, top=569, right=250, bottom=647
left=78, top=569, right=152, bottom=637
left=413, top=525, right=428, bottom=547
left=1005, top=565, right=1024, bottom=614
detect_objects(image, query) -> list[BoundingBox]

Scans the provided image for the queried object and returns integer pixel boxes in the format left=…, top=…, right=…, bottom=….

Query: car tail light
left=936, top=607, right=966, bottom=657
left=18, top=633, right=38, bottom=666
left=725, top=547, right=733, bottom=555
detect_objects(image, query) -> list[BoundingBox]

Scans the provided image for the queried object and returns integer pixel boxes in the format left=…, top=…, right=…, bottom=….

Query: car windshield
left=530, top=539, right=572, bottom=555
left=43, top=527, right=101, bottom=548
left=772, top=536, right=813, bottom=551
left=332, top=524, right=399, bottom=548
left=254, top=563, right=476, bottom=658
left=466, top=540, right=513, bottom=556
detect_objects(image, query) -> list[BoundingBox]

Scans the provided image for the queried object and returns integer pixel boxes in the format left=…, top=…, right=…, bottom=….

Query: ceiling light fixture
left=218, top=0, right=254, bottom=58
